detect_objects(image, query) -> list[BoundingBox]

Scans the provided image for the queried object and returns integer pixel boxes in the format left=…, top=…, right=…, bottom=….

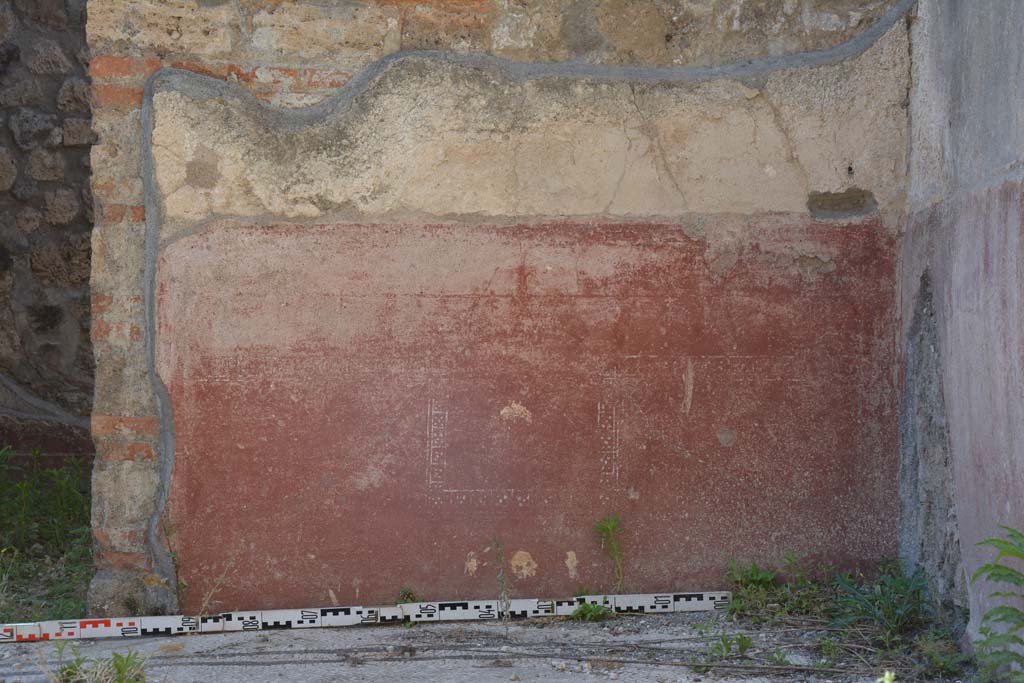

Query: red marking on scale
left=116, top=622, right=123, bottom=627
left=80, top=619, right=112, bottom=629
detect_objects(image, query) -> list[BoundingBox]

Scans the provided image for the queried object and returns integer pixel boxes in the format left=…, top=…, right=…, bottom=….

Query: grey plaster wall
left=901, top=0, right=1024, bottom=639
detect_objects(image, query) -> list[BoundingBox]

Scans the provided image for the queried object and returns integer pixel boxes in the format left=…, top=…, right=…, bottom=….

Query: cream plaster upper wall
left=148, top=20, right=908, bottom=233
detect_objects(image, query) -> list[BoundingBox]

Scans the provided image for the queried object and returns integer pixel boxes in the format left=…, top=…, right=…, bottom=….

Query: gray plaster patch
left=807, top=188, right=878, bottom=218
left=184, top=145, right=221, bottom=189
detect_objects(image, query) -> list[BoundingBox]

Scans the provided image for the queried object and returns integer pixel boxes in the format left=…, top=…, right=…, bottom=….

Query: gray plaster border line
left=133, top=0, right=916, bottom=612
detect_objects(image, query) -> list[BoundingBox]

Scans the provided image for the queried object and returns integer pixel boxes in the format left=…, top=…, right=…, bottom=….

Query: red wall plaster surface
left=156, top=220, right=896, bottom=611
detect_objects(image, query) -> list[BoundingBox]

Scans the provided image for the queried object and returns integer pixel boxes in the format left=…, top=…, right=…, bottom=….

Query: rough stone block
left=23, top=37, right=73, bottom=73
left=8, top=108, right=59, bottom=150
left=0, top=146, right=15, bottom=190
left=29, top=234, right=90, bottom=287
left=249, top=2, right=400, bottom=65
left=14, top=207, right=40, bottom=233
left=44, top=186, right=80, bottom=224
left=0, top=75, right=44, bottom=107
left=87, top=0, right=236, bottom=59
left=13, top=0, right=68, bottom=29
left=62, top=117, right=97, bottom=146
left=26, top=148, right=65, bottom=181
left=57, top=77, right=90, bottom=112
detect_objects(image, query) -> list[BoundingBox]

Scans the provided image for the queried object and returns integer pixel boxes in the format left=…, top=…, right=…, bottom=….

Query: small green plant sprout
left=708, top=633, right=736, bottom=659
left=594, top=515, right=625, bottom=594
left=492, top=535, right=512, bottom=635
left=833, top=567, right=928, bottom=647
left=914, top=628, right=972, bottom=677
left=768, top=647, right=791, bottom=666
left=972, top=525, right=1024, bottom=683
left=736, top=633, right=753, bottom=656
left=726, top=560, right=777, bottom=589
left=51, top=643, right=147, bottom=683
left=818, top=637, right=840, bottom=664
left=876, top=671, right=896, bottom=683
left=571, top=602, right=612, bottom=622
left=397, top=587, right=419, bottom=604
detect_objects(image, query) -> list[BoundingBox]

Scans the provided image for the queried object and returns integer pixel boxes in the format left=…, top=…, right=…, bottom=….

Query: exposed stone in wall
left=0, top=0, right=94, bottom=457
left=898, top=270, right=964, bottom=614
left=86, top=0, right=911, bottom=616
left=88, top=0, right=896, bottom=73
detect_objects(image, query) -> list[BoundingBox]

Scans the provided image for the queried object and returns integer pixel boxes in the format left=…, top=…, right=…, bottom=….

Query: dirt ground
left=0, top=611, right=969, bottom=683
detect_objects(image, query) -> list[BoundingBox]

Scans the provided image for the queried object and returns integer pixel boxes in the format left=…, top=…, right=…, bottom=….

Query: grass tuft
left=570, top=602, right=612, bottom=623
left=0, top=446, right=92, bottom=623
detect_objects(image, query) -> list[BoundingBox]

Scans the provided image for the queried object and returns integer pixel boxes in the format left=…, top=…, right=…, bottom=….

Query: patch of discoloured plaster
left=500, top=400, right=532, bottom=424
left=716, top=427, right=737, bottom=447
left=564, top=551, right=578, bottom=580
left=464, top=551, right=479, bottom=576
left=510, top=551, right=538, bottom=579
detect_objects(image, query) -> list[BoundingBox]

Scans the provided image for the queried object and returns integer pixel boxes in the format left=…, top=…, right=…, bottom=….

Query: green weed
left=725, top=553, right=966, bottom=677
left=570, top=602, right=612, bottom=623
left=594, top=515, right=625, bottom=594
left=51, top=642, right=147, bottom=683
left=725, top=555, right=834, bottom=624
left=833, top=568, right=929, bottom=647
left=727, top=560, right=776, bottom=589
left=972, top=525, right=1024, bottom=683
left=913, top=628, right=972, bottom=677
left=707, top=633, right=736, bottom=659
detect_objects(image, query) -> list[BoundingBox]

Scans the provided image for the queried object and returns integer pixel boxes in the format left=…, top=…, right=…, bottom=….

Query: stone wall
left=86, top=0, right=913, bottom=616
left=900, top=0, right=1024, bottom=639
left=0, top=0, right=94, bottom=460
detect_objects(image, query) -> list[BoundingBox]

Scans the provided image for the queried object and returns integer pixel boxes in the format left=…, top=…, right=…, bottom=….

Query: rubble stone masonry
left=0, top=0, right=94, bottom=463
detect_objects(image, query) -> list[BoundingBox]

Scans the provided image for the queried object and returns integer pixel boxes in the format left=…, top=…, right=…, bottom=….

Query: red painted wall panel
left=156, top=220, right=896, bottom=611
